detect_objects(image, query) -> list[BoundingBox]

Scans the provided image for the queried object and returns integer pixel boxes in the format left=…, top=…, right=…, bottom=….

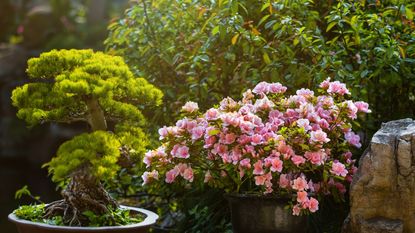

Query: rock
left=343, top=119, right=415, bottom=233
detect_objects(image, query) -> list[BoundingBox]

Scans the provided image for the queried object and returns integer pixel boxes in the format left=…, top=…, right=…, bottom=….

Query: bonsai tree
left=11, top=49, right=163, bottom=226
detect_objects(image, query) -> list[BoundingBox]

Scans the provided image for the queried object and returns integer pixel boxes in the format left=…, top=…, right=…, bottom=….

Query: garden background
left=0, top=0, right=414, bottom=232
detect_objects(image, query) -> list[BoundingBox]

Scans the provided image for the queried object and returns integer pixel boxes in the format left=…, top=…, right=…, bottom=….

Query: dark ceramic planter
left=8, top=205, right=158, bottom=233
left=226, top=194, right=308, bottom=233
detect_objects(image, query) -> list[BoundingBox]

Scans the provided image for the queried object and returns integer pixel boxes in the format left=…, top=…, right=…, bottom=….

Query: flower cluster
left=143, top=78, right=370, bottom=215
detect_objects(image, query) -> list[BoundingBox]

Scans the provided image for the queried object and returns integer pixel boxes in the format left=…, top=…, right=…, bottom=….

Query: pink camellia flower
left=182, top=101, right=199, bottom=113
left=345, top=131, right=361, bottom=148
left=327, top=81, right=351, bottom=95
left=292, top=176, right=309, bottom=191
left=291, top=155, right=306, bottom=166
left=171, top=144, right=190, bottom=158
left=354, top=101, right=371, bottom=113
left=292, top=205, right=301, bottom=216
left=304, top=151, right=326, bottom=165
left=253, top=160, right=264, bottom=175
left=308, top=197, right=319, bottom=212
left=142, top=170, right=159, bottom=184
left=297, top=191, right=309, bottom=203
left=331, top=161, right=348, bottom=177
left=279, top=174, right=290, bottom=188
left=182, top=167, right=194, bottom=182
left=310, top=130, right=330, bottom=143
left=191, top=126, right=205, bottom=140
left=165, top=168, right=179, bottom=183
left=205, top=108, right=220, bottom=120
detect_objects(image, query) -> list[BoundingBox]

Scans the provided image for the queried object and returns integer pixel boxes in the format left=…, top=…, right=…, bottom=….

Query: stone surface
left=343, top=119, right=415, bottom=233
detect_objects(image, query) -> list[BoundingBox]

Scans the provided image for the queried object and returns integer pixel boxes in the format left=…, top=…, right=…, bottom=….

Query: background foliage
left=106, top=0, right=415, bottom=135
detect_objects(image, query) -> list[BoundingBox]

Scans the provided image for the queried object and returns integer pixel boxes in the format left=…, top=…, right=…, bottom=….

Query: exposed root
left=43, top=166, right=118, bottom=226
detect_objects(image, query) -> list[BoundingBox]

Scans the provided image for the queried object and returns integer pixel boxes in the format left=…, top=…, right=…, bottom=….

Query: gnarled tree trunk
left=44, top=166, right=118, bottom=226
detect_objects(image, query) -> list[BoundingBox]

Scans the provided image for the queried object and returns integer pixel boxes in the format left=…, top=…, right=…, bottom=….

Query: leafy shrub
left=106, top=0, right=414, bottom=134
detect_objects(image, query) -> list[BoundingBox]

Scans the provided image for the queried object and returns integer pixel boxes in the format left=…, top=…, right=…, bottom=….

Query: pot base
left=226, top=194, right=308, bottom=233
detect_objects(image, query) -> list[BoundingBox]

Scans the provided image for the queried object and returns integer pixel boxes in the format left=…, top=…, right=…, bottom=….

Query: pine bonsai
left=11, top=49, right=163, bottom=226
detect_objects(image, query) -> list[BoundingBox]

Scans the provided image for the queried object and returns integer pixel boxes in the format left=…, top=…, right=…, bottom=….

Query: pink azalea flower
left=304, top=151, right=326, bottom=165
left=182, top=101, right=199, bottom=113
left=223, top=133, right=237, bottom=144
left=308, top=197, right=319, bottom=212
left=296, top=118, right=312, bottom=131
left=268, top=82, right=287, bottom=94
left=279, top=174, right=290, bottom=188
left=205, top=108, right=220, bottom=120
left=240, top=158, right=251, bottom=169
left=253, top=160, right=264, bottom=175
left=251, top=134, right=264, bottom=145
left=183, top=167, right=194, bottom=182
left=296, top=88, right=314, bottom=98
left=142, top=170, right=159, bottom=184
left=171, top=144, right=190, bottom=158
left=252, top=82, right=269, bottom=95
left=297, top=191, right=309, bottom=203
left=331, top=161, right=348, bottom=177
left=292, top=176, right=309, bottom=191
left=292, top=205, right=301, bottom=216
left=270, top=157, right=283, bottom=172
left=158, top=126, right=169, bottom=140
left=354, top=101, right=371, bottom=113
left=204, top=170, right=213, bottom=183
left=345, top=101, right=358, bottom=119
left=319, top=78, right=331, bottom=89
left=327, top=81, right=350, bottom=95
left=310, top=130, right=330, bottom=143
left=255, top=175, right=267, bottom=185
left=345, top=131, right=361, bottom=148
left=191, top=126, right=205, bottom=140
left=291, top=155, right=306, bottom=166
left=165, top=168, right=179, bottom=183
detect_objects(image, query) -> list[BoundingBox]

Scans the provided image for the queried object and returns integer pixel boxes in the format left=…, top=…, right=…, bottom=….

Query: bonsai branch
left=86, top=98, right=107, bottom=131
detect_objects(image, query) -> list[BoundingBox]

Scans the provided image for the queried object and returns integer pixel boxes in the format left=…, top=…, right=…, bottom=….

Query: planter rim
left=8, top=205, right=158, bottom=231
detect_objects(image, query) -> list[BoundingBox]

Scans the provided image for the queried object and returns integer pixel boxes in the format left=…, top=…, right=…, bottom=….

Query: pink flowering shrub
left=143, top=78, right=370, bottom=215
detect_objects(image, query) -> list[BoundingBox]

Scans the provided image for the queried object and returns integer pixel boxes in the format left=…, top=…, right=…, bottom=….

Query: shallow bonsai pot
left=8, top=205, right=158, bottom=233
left=225, top=193, right=308, bottom=233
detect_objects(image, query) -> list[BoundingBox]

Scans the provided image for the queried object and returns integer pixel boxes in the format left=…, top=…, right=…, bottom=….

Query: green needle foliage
left=11, top=49, right=163, bottom=226
left=46, top=131, right=121, bottom=183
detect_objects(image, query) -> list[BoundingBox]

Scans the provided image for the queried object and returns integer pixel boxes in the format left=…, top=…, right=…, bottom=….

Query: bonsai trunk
left=44, top=166, right=118, bottom=226
left=86, top=98, right=107, bottom=131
